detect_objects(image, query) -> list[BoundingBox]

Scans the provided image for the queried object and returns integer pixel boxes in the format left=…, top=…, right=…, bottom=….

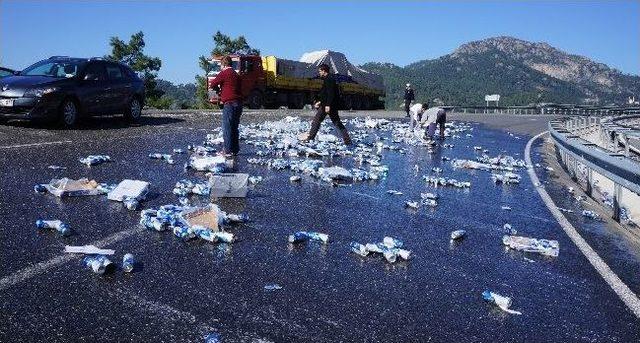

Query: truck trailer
left=207, top=50, right=385, bottom=110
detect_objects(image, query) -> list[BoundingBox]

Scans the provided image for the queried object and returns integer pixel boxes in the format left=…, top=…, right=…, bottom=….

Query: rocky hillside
left=362, top=36, right=639, bottom=108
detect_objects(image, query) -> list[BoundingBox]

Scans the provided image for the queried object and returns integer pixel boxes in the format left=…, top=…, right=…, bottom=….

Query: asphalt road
left=0, top=111, right=638, bottom=342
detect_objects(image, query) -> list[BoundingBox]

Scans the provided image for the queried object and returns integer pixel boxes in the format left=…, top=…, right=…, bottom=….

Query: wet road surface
left=0, top=112, right=638, bottom=342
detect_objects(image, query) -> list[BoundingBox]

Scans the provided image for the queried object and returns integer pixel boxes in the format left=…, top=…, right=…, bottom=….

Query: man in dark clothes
left=303, top=64, right=352, bottom=145
left=436, top=107, right=447, bottom=139
left=404, top=83, right=415, bottom=117
left=208, top=55, right=243, bottom=156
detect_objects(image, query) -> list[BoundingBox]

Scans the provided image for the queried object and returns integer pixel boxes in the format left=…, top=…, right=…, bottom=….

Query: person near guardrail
left=404, top=83, right=415, bottom=117
left=302, top=63, right=352, bottom=145
left=208, top=55, right=243, bottom=157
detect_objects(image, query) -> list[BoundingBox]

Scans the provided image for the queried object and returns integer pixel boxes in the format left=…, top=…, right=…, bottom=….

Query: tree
left=106, top=31, right=163, bottom=103
left=195, top=31, right=260, bottom=108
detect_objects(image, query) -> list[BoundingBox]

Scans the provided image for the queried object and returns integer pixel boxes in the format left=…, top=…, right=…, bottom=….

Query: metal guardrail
left=549, top=118, right=640, bottom=222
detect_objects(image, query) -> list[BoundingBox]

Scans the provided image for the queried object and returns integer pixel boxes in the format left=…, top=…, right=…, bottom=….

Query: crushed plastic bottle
left=79, top=155, right=111, bottom=166
left=422, top=199, right=438, bottom=207
left=404, top=201, right=419, bottom=209
left=503, top=224, right=517, bottom=235
left=122, top=253, right=135, bottom=273
left=501, top=205, right=512, bottom=211
left=123, top=197, right=139, bottom=211
left=83, top=255, right=115, bottom=275
left=450, top=230, right=466, bottom=240
left=264, top=283, right=283, bottom=291
left=290, top=175, right=302, bottom=182
left=482, top=290, right=522, bottom=315
left=36, top=219, right=71, bottom=237
left=149, top=153, right=175, bottom=165
left=248, top=176, right=263, bottom=185
left=173, top=148, right=185, bottom=154
left=288, top=231, right=329, bottom=244
left=503, top=235, right=559, bottom=257
left=387, top=190, right=403, bottom=195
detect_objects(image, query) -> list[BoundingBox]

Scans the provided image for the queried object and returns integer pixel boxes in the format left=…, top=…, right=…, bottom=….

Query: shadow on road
left=0, top=115, right=185, bottom=131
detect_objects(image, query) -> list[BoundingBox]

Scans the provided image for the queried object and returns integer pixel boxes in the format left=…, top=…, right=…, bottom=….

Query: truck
left=207, top=50, right=385, bottom=110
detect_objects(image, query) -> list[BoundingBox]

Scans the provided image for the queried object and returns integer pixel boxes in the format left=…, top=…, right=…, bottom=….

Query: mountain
left=154, top=79, right=197, bottom=109
left=361, top=36, right=640, bottom=108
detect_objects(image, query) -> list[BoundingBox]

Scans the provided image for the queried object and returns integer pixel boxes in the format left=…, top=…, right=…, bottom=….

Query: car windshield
left=0, top=69, right=12, bottom=77
left=20, top=60, right=85, bottom=78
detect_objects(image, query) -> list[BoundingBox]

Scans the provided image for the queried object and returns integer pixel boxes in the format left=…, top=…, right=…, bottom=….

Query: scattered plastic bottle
left=34, top=184, right=47, bottom=193
left=264, top=283, right=283, bottom=291
left=173, top=148, right=185, bottom=154
left=288, top=231, right=329, bottom=244
left=450, top=230, right=466, bottom=240
left=365, top=243, right=385, bottom=253
left=122, top=253, right=135, bottom=273
left=503, top=224, right=517, bottom=235
left=173, top=226, right=196, bottom=240
left=386, top=190, right=403, bottom=195
left=194, top=228, right=234, bottom=243
left=382, top=236, right=403, bottom=249
left=350, top=242, right=369, bottom=257
left=204, top=332, right=221, bottom=343
left=225, top=213, right=249, bottom=224
left=123, top=197, right=139, bottom=210
left=290, top=175, right=301, bottom=182
left=36, top=219, right=71, bottom=237
left=79, top=155, right=111, bottom=166
left=83, top=255, right=115, bottom=275
left=404, top=201, right=419, bottom=209
left=149, top=153, right=175, bottom=164
left=248, top=176, right=263, bottom=185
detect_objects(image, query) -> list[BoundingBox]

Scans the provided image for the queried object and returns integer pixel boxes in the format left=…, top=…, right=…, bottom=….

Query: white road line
left=0, top=227, right=144, bottom=291
left=0, top=140, right=73, bottom=149
left=526, top=131, right=640, bottom=318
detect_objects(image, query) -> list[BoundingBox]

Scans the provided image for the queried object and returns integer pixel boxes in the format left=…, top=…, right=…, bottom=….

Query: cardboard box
left=107, top=179, right=150, bottom=201
left=182, top=205, right=221, bottom=231
left=209, top=173, right=249, bottom=198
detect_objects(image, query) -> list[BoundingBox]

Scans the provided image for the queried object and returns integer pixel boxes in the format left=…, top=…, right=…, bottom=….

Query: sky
left=1, top=1, right=638, bottom=84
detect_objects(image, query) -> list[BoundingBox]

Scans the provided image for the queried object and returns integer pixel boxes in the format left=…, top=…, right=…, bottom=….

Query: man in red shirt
left=208, top=55, right=243, bottom=156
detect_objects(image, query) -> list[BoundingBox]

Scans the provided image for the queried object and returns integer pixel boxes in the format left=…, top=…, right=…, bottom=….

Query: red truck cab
left=207, top=55, right=266, bottom=108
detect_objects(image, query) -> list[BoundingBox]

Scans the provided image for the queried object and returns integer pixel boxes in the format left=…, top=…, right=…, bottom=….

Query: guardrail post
left=586, top=168, right=593, bottom=196
left=612, top=183, right=622, bottom=222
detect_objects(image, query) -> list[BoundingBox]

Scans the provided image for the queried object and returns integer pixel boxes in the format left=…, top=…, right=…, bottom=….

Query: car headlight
left=24, top=86, right=59, bottom=97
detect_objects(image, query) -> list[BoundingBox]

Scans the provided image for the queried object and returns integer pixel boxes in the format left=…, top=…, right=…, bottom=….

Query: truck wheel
left=288, top=93, right=304, bottom=109
left=247, top=90, right=264, bottom=109
left=363, top=97, right=372, bottom=110
left=343, top=95, right=353, bottom=110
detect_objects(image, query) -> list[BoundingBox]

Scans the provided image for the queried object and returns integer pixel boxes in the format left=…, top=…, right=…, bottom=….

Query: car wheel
left=59, top=99, right=79, bottom=127
left=124, top=98, right=142, bottom=122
